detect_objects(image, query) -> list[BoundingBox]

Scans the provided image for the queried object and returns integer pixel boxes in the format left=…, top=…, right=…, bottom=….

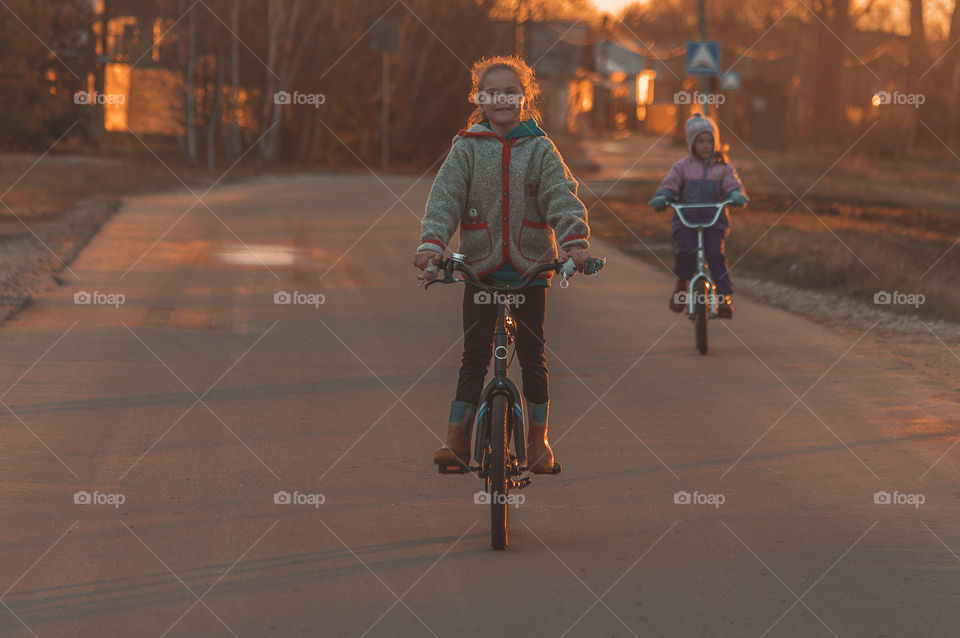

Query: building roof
left=594, top=39, right=646, bottom=75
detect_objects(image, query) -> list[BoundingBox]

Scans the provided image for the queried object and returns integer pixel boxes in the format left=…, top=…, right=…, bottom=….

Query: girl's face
left=476, top=68, right=525, bottom=127
left=694, top=132, right=714, bottom=159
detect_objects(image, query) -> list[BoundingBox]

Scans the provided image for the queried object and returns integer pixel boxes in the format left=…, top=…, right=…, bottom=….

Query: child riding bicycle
left=649, top=113, right=747, bottom=318
left=413, top=55, right=594, bottom=474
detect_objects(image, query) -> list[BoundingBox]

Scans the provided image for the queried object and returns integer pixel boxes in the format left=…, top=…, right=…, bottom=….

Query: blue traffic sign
left=686, top=41, right=720, bottom=77
left=720, top=71, right=741, bottom=90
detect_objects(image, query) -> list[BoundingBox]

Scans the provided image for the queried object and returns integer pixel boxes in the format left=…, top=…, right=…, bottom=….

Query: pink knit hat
left=685, top=113, right=719, bottom=154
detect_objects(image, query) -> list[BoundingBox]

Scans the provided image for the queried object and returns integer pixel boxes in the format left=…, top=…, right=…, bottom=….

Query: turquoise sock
left=529, top=401, right=549, bottom=423
left=449, top=400, right=475, bottom=424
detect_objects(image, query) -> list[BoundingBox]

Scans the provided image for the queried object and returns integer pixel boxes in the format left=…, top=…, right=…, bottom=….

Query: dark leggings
left=673, top=225, right=734, bottom=295
left=454, top=282, right=548, bottom=406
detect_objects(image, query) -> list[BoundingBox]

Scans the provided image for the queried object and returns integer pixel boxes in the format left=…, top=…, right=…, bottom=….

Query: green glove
left=649, top=194, right=669, bottom=211
left=729, top=190, right=748, bottom=207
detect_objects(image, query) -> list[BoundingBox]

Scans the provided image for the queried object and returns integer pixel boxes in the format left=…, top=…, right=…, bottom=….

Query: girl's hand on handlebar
left=414, top=250, right=441, bottom=285
left=413, top=250, right=440, bottom=271
left=560, top=246, right=589, bottom=272
left=649, top=195, right=669, bottom=211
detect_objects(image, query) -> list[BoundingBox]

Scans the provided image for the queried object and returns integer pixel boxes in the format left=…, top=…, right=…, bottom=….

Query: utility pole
left=371, top=17, right=398, bottom=170
left=699, top=0, right=711, bottom=118
left=381, top=49, right=390, bottom=170
left=515, top=0, right=526, bottom=57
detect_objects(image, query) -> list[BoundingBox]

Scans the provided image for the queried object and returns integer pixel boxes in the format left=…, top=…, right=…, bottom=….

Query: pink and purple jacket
left=654, top=154, right=744, bottom=230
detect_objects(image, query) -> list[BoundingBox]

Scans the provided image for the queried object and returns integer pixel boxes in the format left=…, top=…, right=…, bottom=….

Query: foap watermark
left=673, top=290, right=722, bottom=307
left=274, top=290, right=325, bottom=307
left=274, top=490, right=325, bottom=508
left=74, top=490, right=125, bottom=508
left=674, top=90, right=725, bottom=106
left=674, top=490, right=725, bottom=508
left=874, top=291, right=924, bottom=308
left=873, top=90, right=925, bottom=109
left=274, top=91, right=326, bottom=108
left=472, top=91, right=525, bottom=107
left=474, top=490, right=524, bottom=508
left=874, top=490, right=924, bottom=508
left=474, top=290, right=525, bottom=306
left=74, top=291, right=125, bottom=307
left=74, top=90, right=126, bottom=106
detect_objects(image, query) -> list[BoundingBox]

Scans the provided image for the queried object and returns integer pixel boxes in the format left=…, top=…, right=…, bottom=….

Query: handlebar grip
left=584, top=257, right=605, bottom=276
left=560, top=256, right=605, bottom=280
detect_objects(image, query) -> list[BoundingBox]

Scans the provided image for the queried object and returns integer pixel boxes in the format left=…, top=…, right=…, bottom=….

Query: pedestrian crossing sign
left=686, top=41, right=720, bottom=77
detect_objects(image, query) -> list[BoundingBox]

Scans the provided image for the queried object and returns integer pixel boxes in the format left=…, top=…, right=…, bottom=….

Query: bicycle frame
left=473, top=301, right=527, bottom=471
left=426, top=252, right=601, bottom=475
left=669, top=199, right=734, bottom=319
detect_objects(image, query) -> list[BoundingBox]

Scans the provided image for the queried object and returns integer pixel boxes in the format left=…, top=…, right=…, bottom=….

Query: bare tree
left=949, top=0, right=960, bottom=146
left=257, top=0, right=326, bottom=164
left=908, top=0, right=928, bottom=75
left=223, top=0, right=243, bottom=163
left=179, top=0, right=198, bottom=165
left=809, top=0, right=852, bottom=145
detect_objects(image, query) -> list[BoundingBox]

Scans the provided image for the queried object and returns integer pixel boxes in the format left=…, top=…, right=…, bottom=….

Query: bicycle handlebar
left=668, top=198, right=735, bottom=229
left=423, top=253, right=604, bottom=292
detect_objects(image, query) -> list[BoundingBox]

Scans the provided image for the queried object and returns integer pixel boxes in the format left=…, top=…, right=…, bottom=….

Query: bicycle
left=424, top=253, right=605, bottom=549
left=667, top=198, right=734, bottom=355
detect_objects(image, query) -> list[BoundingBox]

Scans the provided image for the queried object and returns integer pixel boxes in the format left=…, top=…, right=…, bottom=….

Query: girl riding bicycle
left=649, top=113, right=747, bottom=317
left=414, top=54, right=594, bottom=474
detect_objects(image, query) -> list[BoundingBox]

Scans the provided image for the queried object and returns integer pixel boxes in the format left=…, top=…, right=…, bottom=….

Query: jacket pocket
left=518, top=219, right=555, bottom=263
left=459, top=220, right=492, bottom=264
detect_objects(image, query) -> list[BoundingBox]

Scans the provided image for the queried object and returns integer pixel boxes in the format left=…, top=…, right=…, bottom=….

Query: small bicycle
left=667, top=198, right=734, bottom=355
left=424, top=253, right=604, bottom=549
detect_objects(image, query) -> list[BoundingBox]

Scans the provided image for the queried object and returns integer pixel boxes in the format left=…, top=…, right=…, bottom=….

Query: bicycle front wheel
left=489, top=393, right=509, bottom=550
left=695, top=279, right=708, bottom=355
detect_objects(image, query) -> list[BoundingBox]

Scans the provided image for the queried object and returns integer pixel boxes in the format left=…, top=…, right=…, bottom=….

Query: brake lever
left=421, top=264, right=462, bottom=289
left=559, top=258, right=576, bottom=288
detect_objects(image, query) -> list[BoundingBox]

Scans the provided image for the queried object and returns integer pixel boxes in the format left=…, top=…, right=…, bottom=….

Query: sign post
left=370, top=18, right=399, bottom=170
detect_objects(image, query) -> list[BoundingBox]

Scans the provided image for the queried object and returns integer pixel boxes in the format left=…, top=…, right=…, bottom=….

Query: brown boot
left=717, top=294, right=734, bottom=319
left=433, top=401, right=476, bottom=466
left=668, top=279, right=688, bottom=313
left=525, top=401, right=554, bottom=474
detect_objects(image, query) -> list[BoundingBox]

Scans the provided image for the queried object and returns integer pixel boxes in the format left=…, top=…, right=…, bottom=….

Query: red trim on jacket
left=455, top=129, right=553, bottom=281
left=423, top=238, right=444, bottom=249
left=559, top=234, right=587, bottom=245
left=502, top=139, right=515, bottom=266
left=523, top=219, right=550, bottom=229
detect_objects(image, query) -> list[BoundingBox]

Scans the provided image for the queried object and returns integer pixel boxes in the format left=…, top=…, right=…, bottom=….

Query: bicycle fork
left=687, top=227, right=718, bottom=318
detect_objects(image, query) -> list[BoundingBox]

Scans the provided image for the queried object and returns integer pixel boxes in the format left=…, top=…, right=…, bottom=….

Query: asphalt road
left=0, top=173, right=957, bottom=637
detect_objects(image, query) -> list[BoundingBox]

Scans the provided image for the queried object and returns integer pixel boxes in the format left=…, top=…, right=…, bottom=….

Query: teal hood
left=476, top=118, right=547, bottom=140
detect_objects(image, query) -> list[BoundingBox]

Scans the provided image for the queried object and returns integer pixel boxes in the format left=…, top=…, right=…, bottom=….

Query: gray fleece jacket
left=418, top=119, right=590, bottom=280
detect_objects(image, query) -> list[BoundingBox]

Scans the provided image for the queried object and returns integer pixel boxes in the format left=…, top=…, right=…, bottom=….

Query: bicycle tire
left=695, top=279, right=708, bottom=355
left=489, top=393, right=509, bottom=550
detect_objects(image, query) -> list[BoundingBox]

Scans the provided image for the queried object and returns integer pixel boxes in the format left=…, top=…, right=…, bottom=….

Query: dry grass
left=0, top=151, right=253, bottom=320
left=0, top=153, right=233, bottom=224
left=582, top=183, right=960, bottom=323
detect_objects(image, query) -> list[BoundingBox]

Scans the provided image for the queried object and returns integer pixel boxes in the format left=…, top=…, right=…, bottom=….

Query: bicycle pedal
left=512, top=476, right=533, bottom=490
left=437, top=462, right=470, bottom=475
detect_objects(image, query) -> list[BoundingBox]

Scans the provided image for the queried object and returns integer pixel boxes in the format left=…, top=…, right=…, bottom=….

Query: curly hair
left=465, top=55, right=543, bottom=128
